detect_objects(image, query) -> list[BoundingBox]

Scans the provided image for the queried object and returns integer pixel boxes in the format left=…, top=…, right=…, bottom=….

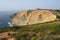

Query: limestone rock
left=10, top=10, right=56, bottom=26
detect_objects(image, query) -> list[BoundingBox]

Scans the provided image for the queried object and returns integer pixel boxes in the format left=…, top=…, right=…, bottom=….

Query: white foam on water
left=8, top=22, right=13, bottom=27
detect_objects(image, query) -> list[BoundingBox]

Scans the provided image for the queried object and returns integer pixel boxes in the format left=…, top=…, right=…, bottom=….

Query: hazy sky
left=0, top=0, right=60, bottom=11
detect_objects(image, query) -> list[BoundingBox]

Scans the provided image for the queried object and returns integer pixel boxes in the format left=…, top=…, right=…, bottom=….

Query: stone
left=10, top=9, right=56, bottom=26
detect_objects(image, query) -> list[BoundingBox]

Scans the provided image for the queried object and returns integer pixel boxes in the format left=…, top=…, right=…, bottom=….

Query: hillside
left=0, top=9, right=60, bottom=40
left=10, top=9, right=56, bottom=26
left=0, top=20, right=60, bottom=40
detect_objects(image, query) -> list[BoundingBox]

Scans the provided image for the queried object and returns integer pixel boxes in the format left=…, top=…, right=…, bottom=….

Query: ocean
left=0, top=11, right=18, bottom=27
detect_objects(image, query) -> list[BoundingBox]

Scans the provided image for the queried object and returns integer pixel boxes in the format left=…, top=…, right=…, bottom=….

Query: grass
left=0, top=21, right=60, bottom=40
left=0, top=11, right=60, bottom=40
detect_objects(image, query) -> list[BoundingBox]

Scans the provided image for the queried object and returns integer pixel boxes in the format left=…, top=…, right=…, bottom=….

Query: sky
left=0, top=0, right=60, bottom=11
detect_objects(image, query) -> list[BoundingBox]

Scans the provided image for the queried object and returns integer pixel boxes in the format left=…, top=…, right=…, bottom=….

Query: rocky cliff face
left=10, top=9, right=56, bottom=26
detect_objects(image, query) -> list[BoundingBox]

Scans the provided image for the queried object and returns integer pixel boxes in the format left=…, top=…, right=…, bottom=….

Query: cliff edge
left=10, top=9, right=56, bottom=26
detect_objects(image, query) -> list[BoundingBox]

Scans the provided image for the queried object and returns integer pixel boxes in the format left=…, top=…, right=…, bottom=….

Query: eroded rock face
left=10, top=10, right=56, bottom=26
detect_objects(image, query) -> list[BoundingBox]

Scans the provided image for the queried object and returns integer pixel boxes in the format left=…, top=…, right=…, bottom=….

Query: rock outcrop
left=0, top=31, right=16, bottom=40
left=10, top=9, right=56, bottom=26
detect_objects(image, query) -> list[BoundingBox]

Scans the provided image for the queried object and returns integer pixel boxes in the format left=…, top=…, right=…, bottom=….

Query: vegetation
left=57, top=15, right=60, bottom=19
left=0, top=21, right=60, bottom=40
left=0, top=9, right=60, bottom=40
left=55, top=10, right=60, bottom=13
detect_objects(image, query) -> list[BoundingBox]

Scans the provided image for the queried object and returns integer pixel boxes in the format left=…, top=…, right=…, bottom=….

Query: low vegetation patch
left=0, top=21, right=60, bottom=40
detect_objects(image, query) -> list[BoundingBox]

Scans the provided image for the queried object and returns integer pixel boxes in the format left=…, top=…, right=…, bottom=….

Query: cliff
left=10, top=9, right=56, bottom=26
left=0, top=9, right=60, bottom=40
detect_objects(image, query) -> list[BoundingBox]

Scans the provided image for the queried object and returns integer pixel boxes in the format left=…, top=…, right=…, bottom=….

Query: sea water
left=0, top=10, right=18, bottom=27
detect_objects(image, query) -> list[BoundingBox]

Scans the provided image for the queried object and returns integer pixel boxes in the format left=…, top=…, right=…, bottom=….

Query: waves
left=0, top=11, right=18, bottom=27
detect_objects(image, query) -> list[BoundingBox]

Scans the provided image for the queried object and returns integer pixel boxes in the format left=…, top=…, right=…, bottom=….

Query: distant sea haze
left=0, top=11, right=18, bottom=27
